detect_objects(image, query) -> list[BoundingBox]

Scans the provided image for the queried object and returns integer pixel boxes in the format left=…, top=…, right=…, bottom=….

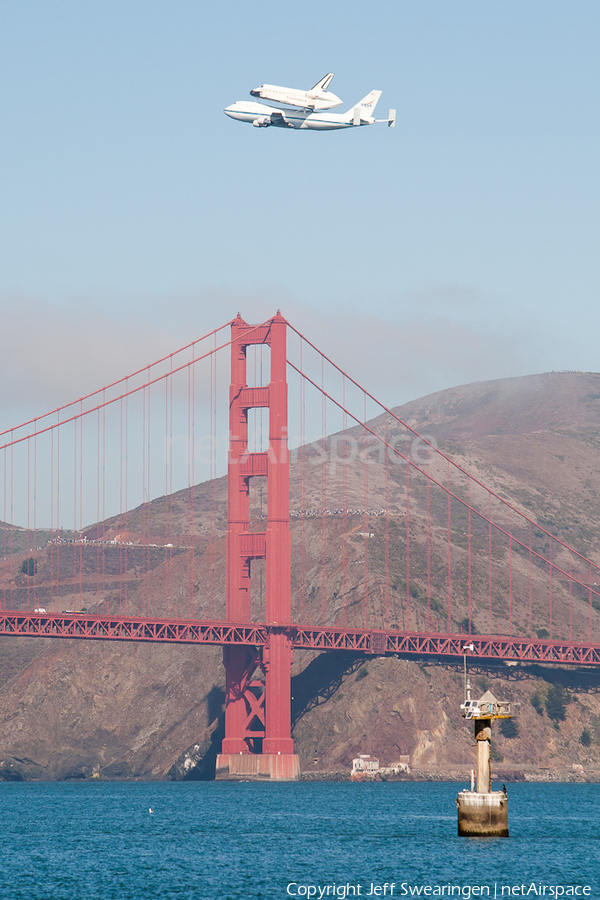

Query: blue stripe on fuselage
left=271, top=112, right=352, bottom=129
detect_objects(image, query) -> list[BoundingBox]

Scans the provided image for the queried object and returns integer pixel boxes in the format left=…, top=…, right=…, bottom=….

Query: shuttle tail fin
left=311, top=73, right=335, bottom=92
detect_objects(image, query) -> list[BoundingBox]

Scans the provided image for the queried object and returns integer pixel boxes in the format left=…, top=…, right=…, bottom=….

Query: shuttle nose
left=250, top=88, right=260, bottom=97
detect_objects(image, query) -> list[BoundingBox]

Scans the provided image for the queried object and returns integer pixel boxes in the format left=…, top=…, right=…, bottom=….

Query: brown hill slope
left=2, top=372, right=600, bottom=781
left=394, top=371, right=600, bottom=555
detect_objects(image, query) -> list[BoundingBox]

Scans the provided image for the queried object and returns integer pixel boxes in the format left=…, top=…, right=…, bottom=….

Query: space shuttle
left=250, top=73, right=343, bottom=110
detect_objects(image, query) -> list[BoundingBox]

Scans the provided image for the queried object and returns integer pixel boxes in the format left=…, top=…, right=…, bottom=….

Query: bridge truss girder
left=2, top=611, right=600, bottom=666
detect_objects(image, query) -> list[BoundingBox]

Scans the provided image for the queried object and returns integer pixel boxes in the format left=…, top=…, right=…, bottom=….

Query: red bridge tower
left=215, top=312, right=300, bottom=780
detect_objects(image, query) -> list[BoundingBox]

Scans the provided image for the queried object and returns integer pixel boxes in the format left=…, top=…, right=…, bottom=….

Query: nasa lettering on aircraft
left=224, top=73, right=396, bottom=131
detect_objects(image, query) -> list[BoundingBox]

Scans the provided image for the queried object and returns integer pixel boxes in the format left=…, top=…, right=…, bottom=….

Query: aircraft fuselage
left=224, top=101, right=371, bottom=131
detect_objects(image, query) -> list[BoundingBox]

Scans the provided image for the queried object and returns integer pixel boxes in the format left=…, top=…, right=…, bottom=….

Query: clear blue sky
left=1, top=0, right=599, bottom=428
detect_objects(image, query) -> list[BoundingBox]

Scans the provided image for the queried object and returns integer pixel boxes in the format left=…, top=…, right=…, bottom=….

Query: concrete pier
left=456, top=790, right=508, bottom=837
left=215, top=753, right=300, bottom=781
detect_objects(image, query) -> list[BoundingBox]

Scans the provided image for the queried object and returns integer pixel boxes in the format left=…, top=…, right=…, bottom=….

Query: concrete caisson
left=456, top=790, right=508, bottom=837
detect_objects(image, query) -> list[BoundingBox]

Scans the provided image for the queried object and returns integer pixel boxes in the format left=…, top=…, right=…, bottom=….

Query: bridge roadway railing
left=1, top=611, right=600, bottom=666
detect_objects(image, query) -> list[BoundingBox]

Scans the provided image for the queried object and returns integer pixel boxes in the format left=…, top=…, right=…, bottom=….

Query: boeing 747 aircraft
left=224, top=89, right=396, bottom=131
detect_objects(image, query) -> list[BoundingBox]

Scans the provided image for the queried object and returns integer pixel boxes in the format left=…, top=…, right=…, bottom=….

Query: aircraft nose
left=250, top=88, right=260, bottom=97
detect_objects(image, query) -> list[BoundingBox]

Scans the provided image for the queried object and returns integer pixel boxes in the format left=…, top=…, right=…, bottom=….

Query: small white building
left=383, top=756, right=410, bottom=774
left=352, top=754, right=380, bottom=774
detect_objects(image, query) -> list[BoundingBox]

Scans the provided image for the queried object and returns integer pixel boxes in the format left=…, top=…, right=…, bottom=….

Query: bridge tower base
left=215, top=753, right=300, bottom=781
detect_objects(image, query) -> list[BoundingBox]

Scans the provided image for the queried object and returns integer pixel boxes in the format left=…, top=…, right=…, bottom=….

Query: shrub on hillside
left=21, top=557, right=36, bottom=576
left=531, top=693, right=544, bottom=715
left=545, top=684, right=569, bottom=722
left=499, top=718, right=519, bottom=739
left=490, top=741, right=504, bottom=762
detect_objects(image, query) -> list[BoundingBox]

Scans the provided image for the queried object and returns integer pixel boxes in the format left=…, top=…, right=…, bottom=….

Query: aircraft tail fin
left=311, top=73, right=335, bottom=92
left=345, top=90, right=382, bottom=123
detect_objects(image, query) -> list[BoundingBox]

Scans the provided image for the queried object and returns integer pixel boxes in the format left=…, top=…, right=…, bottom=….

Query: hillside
left=394, top=371, right=600, bottom=556
left=2, top=372, right=600, bottom=781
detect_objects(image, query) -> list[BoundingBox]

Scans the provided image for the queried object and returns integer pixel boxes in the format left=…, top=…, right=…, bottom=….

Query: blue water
left=0, top=782, right=598, bottom=900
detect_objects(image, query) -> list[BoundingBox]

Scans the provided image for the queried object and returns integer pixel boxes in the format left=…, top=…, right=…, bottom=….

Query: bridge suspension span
left=1, top=312, right=600, bottom=777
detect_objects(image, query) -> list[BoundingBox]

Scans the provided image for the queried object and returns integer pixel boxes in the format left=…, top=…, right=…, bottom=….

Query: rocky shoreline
left=299, top=766, right=600, bottom=784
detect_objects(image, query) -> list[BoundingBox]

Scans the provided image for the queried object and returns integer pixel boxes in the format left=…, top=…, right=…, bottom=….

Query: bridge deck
left=1, top=612, right=599, bottom=666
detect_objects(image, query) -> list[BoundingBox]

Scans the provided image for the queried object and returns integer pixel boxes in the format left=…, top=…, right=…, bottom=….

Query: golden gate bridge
left=1, top=312, right=600, bottom=778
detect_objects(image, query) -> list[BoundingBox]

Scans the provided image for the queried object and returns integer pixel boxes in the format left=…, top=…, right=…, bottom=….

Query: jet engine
left=253, top=116, right=271, bottom=127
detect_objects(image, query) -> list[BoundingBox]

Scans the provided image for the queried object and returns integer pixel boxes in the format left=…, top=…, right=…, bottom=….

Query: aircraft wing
left=269, top=110, right=294, bottom=127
